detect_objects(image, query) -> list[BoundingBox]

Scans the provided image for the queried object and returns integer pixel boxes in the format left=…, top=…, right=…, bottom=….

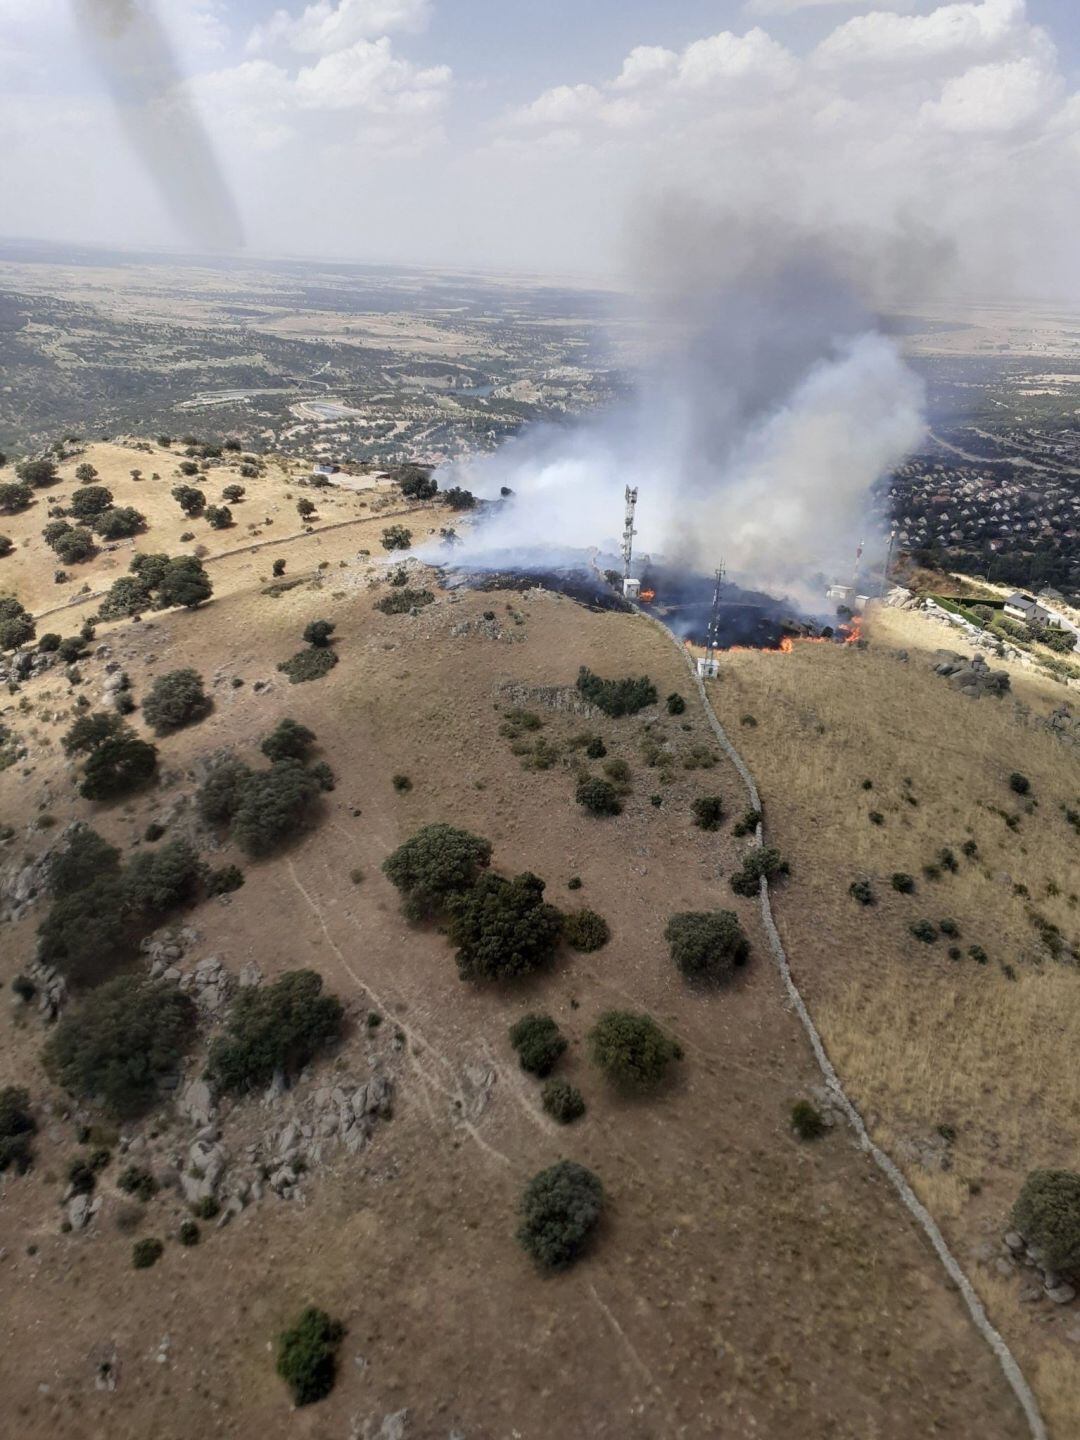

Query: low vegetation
left=448, top=871, right=562, bottom=982
left=589, top=1010, right=682, bottom=1089
left=206, top=970, right=343, bottom=1095
left=509, top=1014, right=567, bottom=1076
left=375, top=587, right=435, bottom=614
left=0, top=1087, right=36, bottom=1174
left=1012, top=1170, right=1080, bottom=1277
left=562, top=908, right=610, bottom=952
left=141, top=668, right=211, bottom=734
left=278, top=647, right=338, bottom=684
left=517, top=1161, right=604, bottom=1271
left=541, top=1078, right=585, bottom=1124
left=575, top=776, right=622, bottom=817
left=382, top=823, right=492, bottom=921
left=42, top=978, right=197, bottom=1117
left=665, top=910, right=750, bottom=984
left=277, top=1307, right=345, bottom=1407
left=576, top=666, right=657, bottom=717
left=730, top=845, right=789, bottom=897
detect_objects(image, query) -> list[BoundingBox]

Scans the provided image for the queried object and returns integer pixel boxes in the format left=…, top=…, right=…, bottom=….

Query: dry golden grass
left=702, top=601, right=1080, bottom=1433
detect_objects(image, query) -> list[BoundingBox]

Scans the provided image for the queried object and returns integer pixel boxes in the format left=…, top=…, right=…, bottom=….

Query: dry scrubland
left=708, top=604, right=1080, bottom=1435
left=0, top=444, right=1036, bottom=1438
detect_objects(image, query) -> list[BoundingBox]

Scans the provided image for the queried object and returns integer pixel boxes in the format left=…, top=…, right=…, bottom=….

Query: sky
left=1, top=0, right=1079, bottom=293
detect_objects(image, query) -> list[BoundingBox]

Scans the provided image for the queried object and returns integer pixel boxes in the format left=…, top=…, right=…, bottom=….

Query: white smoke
left=434, top=219, right=926, bottom=609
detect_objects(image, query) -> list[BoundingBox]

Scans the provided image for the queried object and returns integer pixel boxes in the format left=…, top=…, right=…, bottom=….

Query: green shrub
left=0, top=1086, right=36, bottom=1174
left=204, top=504, right=232, bottom=529
left=589, top=1010, right=681, bottom=1089
left=562, top=908, right=610, bottom=953
left=1009, top=772, right=1031, bottom=796
left=296, top=497, right=316, bottom=519
left=666, top=692, right=686, bottom=715
left=125, top=839, right=204, bottom=914
left=142, top=669, right=211, bottom=734
left=99, top=574, right=152, bottom=619
left=0, top=481, right=33, bottom=514
left=541, top=1079, right=585, bottom=1124
left=278, top=648, right=338, bottom=684
left=732, top=808, right=762, bottom=838
left=891, top=872, right=916, bottom=894
left=392, top=773, right=412, bottom=792
left=222, top=484, right=245, bottom=503
left=117, top=1165, right=158, bottom=1201
left=95, top=506, right=145, bottom=539
left=603, top=757, right=631, bottom=786
left=69, top=485, right=113, bottom=520
left=868, top=811, right=884, bottom=826
left=178, top=1220, right=200, bottom=1246
left=938, top=847, right=959, bottom=873
left=132, top=1238, right=164, bottom=1269
left=692, top=796, right=724, bottom=831
left=62, top=710, right=124, bottom=756
left=261, top=719, right=316, bottom=763
left=567, top=875, right=582, bottom=891
left=1012, top=1171, right=1080, bottom=1277
left=171, top=483, right=205, bottom=516
left=57, top=634, right=87, bottom=663
left=665, top=910, right=749, bottom=984
left=730, top=846, right=789, bottom=897
left=197, top=759, right=253, bottom=825
left=302, top=619, right=335, bottom=648
left=517, top=1161, right=603, bottom=1271
left=17, top=457, right=57, bottom=486
left=309, top=760, right=335, bottom=792
left=277, top=1307, right=345, bottom=1407
left=374, top=587, right=434, bottom=614
left=575, top=777, right=622, bottom=817
left=37, top=632, right=61, bottom=652
left=849, top=879, right=875, bottom=906
left=272, top=558, right=286, bottom=577
left=232, top=760, right=322, bottom=856
left=380, top=525, right=412, bottom=551
left=792, top=1100, right=827, bottom=1140
left=79, top=730, right=158, bottom=801
left=509, top=1014, right=567, bottom=1076
left=0, top=596, right=35, bottom=651
left=382, top=823, right=492, bottom=920
left=206, top=970, right=343, bottom=1095
left=583, top=734, right=607, bottom=760
left=192, top=1196, right=220, bottom=1220
left=910, top=920, right=938, bottom=943
left=939, top=918, right=960, bottom=938
left=576, top=667, right=657, bottom=717
left=0, top=534, right=11, bottom=557
left=207, top=864, right=245, bottom=896
left=969, top=945, right=989, bottom=964
left=43, top=978, right=196, bottom=1116
left=448, top=872, right=562, bottom=982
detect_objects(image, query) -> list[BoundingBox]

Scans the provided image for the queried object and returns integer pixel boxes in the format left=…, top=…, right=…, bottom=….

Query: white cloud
left=920, top=54, right=1061, bottom=132
left=247, top=0, right=430, bottom=56
left=293, top=37, right=450, bottom=114
left=677, top=28, right=796, bottom=89
left=613, top=46, right=677, bottom=92
left=746, top=0, right=917, bottom=14
left=813, top=0, right=1034, bottom=71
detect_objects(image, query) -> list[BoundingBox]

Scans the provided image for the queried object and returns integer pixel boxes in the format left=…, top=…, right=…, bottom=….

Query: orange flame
left=639, top=588, right=657, bottom=602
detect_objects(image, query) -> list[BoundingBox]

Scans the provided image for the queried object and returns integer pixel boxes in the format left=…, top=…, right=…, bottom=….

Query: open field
left=706, top=603, right=1080, bottom=1435
left=0, top=445, right=1040, bottom=1439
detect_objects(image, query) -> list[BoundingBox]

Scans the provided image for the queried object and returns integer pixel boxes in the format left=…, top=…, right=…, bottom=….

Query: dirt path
left=642, top=609, right=1048, bottom=1440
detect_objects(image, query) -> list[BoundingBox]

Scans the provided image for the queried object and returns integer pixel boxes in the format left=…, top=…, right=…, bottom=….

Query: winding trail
left=637, top=608, right=1049, bottom=1440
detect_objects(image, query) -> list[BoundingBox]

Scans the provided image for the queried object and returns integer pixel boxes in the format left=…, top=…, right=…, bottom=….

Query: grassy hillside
left=708, top=602, right=1080, bottom=1435
left=0, top=444, right=1034, bottom=1437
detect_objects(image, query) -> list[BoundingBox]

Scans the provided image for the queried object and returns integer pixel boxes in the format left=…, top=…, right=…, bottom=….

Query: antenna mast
left=622, top=486, right=638, bottom=583
left=705, top=562, right=726, bottom=664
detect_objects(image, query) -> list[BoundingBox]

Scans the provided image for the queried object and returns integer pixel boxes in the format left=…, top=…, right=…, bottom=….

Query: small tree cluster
left=447, top=871, right=562, bottom=982
left=509, top=1014, right=567, bottom=1076
left=230, top=760, right=323, bottom=856
left=375, top=588, right=434, bottom=614
left=16, top=457, right=58, bottom=487
left=576, top=667, right=657, bottom=717
left=94, top=506, right=145, bottom=539
left=0, top=482, right=33, bottom=514
left=380, top=525, right=412, bottom=551
left=276, top=1307, right=345, bottom=1407
left=575, top=777, right=622, bottom=817
left=43, top=978, right=196, bottom=1117
left=278, top=648, right=338, bottom=684
left=62, top=713, right=158, bottom=801
left=204, top=504, right=232, bottom=530
left=541, top=1079, right=585, bottom=1124
left=0, top=1086, right=36, bottom=1174
left=69, top=484, right=113, bottom=520
left=206, top=970, right=343, bottom=1095
left=589, top=1010, right=681, bottom=1089
left=382, top=823, right=493, bottom=921
left=730, top=846, right=789, bottom=897
left=517, top=1161, right=603, bottom=1271
left=171, top=484, right=206, bottom=517
left=1012, top=1170, right=1080, bottom=1278
left=102, top=552, right=213, bottom=613
left=396, top=464, right=437, bottom=501
left=261, top=717, right=316, bottom=762
left=124, top=839, right=205, bottom=914
left=691, top=796, right=724, bottom=831
left=141, top=668, right=211, bottom=734
left=562, top=908, right=610, bottom=952
left=0, top=595, right=34, bottom=651
left=665, top=910, right=750, bottom=984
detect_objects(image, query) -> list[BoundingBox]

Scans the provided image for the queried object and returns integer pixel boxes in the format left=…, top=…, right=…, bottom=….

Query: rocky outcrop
left=1000, top=1230, right=1077, bottom=1306
left=931, top=649, right=1010, bottom=698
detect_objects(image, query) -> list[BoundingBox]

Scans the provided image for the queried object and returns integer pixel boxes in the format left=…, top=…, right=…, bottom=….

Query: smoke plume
left=72, top=0, right=243, bottom=252
left=435, top=206, right=927, bottom=611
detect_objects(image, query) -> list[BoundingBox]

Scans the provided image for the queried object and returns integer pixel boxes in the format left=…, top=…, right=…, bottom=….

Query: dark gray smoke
left=73, top=0, right=243, bottom=252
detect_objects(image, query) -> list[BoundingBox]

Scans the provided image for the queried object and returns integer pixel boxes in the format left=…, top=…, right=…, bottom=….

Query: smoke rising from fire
left=434, top=210, right=927, bottom=611
left=72, top=0, right=243, bottom=253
